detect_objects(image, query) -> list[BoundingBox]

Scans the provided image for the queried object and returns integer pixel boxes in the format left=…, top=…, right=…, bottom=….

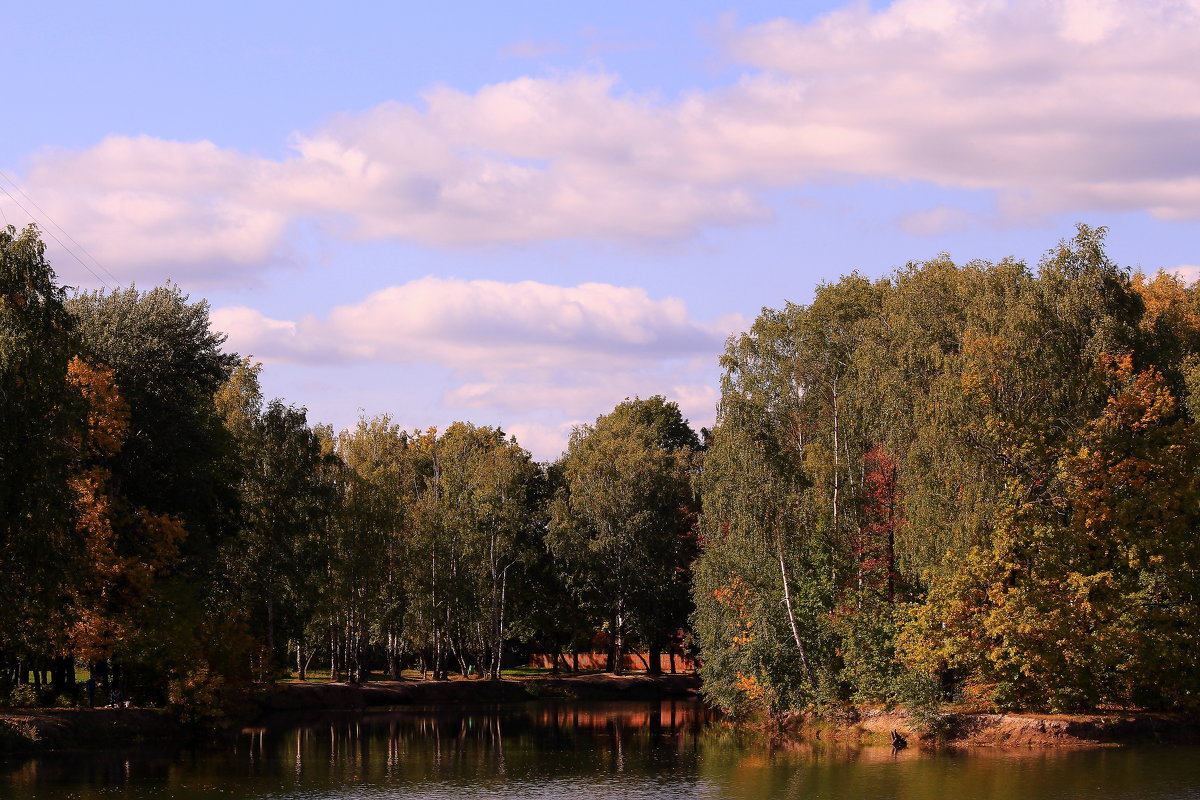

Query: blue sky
left=4, top=0, right=1199, bottom=459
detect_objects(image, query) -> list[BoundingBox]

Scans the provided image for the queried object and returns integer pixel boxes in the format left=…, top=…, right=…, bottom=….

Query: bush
left=7, top=685, right=39, bottom=708
left=894, top=669, right=949, bottom=738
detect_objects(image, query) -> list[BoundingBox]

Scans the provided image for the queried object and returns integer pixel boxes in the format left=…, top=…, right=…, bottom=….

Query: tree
left=901, top=355, right=1200, bottom=710
left=68, top=283, right=239, bottom=566
left=218, top=361, right=341, bottom=679
left=67, top=283, right=240, bottom=702
left=330, top=416, right=408, bottom=682
left=0, top=225, right=81, bottom=690
left=693, top=225, right=1200, bottom=715
left=549, top=397, right=699, bottom=674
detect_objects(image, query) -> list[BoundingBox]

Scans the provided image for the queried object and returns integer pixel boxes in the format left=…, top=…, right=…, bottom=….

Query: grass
left=276, top=666, right=630, bottom=683
left=500, top=667, right=553, bottom=678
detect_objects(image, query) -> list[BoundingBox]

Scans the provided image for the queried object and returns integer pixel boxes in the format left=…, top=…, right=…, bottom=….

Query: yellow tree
left=66, top=357, right=187, bottom=683
left=900, top=355, right=1200, bottom=710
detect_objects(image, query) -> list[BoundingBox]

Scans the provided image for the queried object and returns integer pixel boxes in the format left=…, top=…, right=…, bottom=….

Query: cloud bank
left=213, top=278, right=737, bottom=455
left=212, top=277, right=735, bottom=367
left=7, top=0, right=1200, bottom=282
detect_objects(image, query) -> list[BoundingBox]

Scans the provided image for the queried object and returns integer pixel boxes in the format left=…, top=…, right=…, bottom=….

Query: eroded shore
left=781, top=706, right=1200, bottom=749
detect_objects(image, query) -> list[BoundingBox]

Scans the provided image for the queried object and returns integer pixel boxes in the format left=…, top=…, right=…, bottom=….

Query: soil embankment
left=0, top=708, right=184, bottom=752
left=8, top=677, right=1195, bottom=752
left=259, top=673, right=701, bottom=712
left=0, top=673, right=701, bottom=752
left=793, top=707, right=1200, bottom=748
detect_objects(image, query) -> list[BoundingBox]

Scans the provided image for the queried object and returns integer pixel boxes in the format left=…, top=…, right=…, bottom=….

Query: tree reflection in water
left=4, top=701, right=1200, bottom=800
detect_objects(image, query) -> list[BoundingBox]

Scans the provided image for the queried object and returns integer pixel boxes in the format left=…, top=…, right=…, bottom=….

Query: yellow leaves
left=64, top=355, right=186, bottom=661
left=69, top=466, right=121, bottom=580
left=1092, top=353, right=1175, bottom=432
left=1133, top=270, right=1200, bottom=341
left=68, top=608, right=125, bottom=663
left=139, top=511, right=187, bottom=571
left=711, top=576, right=747, bottom=605
left=66, top=357, right=129, bottom=457
left=734, top=672, right=769, bottom=705
left=714, top=575, right=757, bottom=649
left=959, top=679, right=1000, bottom=712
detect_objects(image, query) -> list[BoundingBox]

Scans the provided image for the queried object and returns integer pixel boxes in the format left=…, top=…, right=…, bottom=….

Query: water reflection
left=233, top=700, right=717, bottom=787
left=4, top=700, right=1200, bottom=800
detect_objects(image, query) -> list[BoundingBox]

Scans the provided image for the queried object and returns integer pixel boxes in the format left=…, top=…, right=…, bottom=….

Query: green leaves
left=549, top=397, right=699, bottom=671
left=697, top=225, right=1200, bottom=714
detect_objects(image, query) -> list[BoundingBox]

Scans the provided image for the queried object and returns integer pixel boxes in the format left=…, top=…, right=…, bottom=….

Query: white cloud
left=897, top=205, right=977, bottom=236
left=1169, top=264, right=1200, bottom=283
left=503, top=421, right=581, bottom=461
left=499, top=39, right=566, bottom=59
left=10, top=0, right=1200, bottom=280
left=725, top=0, right=1200, bottom=217
left=213, top=277, right=730, bottom=459
left=19, top=136, right=292, bottom=281
left=213, top=276, right=736, bottom=367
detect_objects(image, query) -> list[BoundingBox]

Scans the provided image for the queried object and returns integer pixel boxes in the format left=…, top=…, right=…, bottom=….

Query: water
left=4, top=700, right=1199, bottom=799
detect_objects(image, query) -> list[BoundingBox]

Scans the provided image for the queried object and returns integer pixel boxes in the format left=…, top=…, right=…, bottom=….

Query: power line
left=0, top=182, right=110, bottom=288
left=0, top=170, right=121, bottom=287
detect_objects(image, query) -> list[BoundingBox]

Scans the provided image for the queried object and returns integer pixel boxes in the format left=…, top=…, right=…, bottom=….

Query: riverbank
left=7, top=676, right=1198, bottom=753
left=0, top=708, right=184, bottom=752
left=258, top=672, right=701, bottom=712
left=0, top=673, right=701, bottom=752
left=782, top=706, right=1200, bottom=748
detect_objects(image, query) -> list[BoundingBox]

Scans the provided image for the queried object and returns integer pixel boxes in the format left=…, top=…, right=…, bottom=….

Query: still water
left=4, top=700, right=1200, bottom=799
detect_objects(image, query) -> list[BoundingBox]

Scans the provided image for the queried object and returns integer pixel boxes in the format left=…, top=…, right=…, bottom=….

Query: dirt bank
left=0, top=708, right=186, bottom=752
left=789, top=707, right=1200, bottom=748
left=259, top=673, right=701, bottom=713
left=0, top=673, right=701, bottom=752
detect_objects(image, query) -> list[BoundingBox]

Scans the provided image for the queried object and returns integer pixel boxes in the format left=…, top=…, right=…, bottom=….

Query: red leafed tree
left=856, top=444, right=902, bottom=603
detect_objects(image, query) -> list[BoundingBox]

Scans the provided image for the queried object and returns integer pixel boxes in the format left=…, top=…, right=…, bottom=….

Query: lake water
left=4, top=700, right=1200, bottom=799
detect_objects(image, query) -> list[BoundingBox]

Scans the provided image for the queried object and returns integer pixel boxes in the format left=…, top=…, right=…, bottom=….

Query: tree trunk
left=330, top=623, right=337, bottom=681
left=266, top=597, right=276, bottom=669
left=647, top=640, right=662, bottom=676
left=887, top=472, right=897, bottom=604
left=609, top=610, right=621, bottom=674
left=778, top=540, right=819, bottom=692
left=489, top=567, right=508, bottom=680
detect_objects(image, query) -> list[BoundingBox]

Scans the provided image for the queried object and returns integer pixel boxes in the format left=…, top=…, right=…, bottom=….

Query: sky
left=4, top=0, right=1200, bottom=460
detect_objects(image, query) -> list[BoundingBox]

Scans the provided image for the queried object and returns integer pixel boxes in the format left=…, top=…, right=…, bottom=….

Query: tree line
left=695, top=225, right=1200, bottom=714
left=4, top=222, right=1198, bottom=716
left=0, top=224, right=699, bottom=714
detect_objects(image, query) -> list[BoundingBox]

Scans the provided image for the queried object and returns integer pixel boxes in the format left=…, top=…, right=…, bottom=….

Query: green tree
left=218, top=361, right=341, bottom=679
left=0, top=225, right=81, bottom=691
left=67, top=282, right=240, bottom=703
left=68, top=283, right=239, bottom=565
left=549, top=397, right=699, bottom=674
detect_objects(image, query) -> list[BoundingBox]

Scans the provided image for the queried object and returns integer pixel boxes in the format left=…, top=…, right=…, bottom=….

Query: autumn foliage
left=5, top=222, right=1200, bottom=718
left=695, top=226, right=1200, bottom=716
